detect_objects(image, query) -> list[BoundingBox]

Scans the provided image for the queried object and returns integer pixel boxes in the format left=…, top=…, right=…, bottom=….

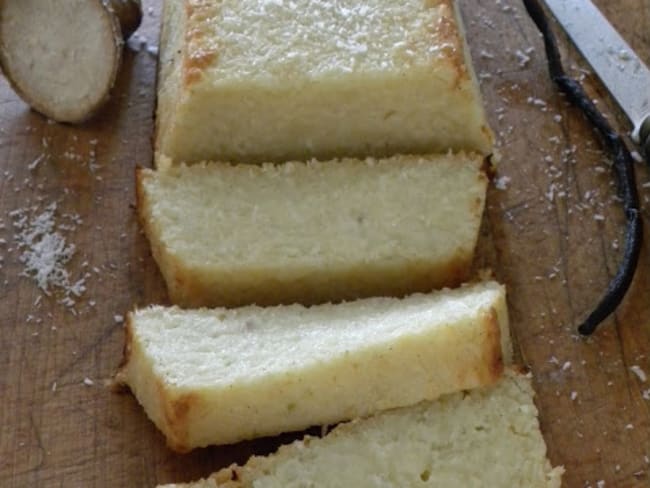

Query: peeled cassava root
left=0, top=0, right=142, bottom=123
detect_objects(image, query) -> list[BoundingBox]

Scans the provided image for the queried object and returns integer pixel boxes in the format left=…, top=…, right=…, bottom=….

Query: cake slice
left=158, top=371, right=563, bottom=487
left=116, top=281, right=511, bottom=452
left=137, top=153, right=488, bottom=309
left=156, top=0, right=493, bottom=165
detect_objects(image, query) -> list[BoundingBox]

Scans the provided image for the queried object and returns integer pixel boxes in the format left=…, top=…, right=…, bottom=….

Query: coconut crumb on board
left=10, top=202, right=89, bottom=310
left=477, top=18, right=650, bottom=476
left=128, top=32, right=159, bottom=57
left=631, top=151, right=643, bottom=163
left=146, top=44, right=159, bottom=57
left=27, top=154, right=46, bottom=171
left=630, top=365, right=647, bottom=382
left=494, top=175, right=511, bottom=190
left=514, top=48, right=531, bottom=67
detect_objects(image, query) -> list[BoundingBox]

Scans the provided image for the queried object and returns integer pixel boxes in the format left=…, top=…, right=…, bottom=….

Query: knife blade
left=544, top=0, right=650, bottom=160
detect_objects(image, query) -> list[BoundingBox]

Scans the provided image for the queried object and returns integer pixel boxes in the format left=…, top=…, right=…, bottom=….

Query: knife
left=544, top=0, right=650, bottom=161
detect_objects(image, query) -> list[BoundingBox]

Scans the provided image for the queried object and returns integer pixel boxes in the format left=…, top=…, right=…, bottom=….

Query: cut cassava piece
left=116, top=281, right=511, bottom=452
left=137, top=153, right=488, bottom=308
left=0, top=0, right=142, bottom=123
left=158, top=370, right=563, bottom=487
left=155, top=0, right=493, bottom=165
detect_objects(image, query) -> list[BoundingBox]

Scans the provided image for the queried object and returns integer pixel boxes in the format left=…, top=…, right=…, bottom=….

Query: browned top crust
left=176, top=0, right=470, bottom=87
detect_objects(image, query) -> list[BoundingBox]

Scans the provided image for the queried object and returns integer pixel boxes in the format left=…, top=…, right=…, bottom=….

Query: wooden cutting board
left=1, top=1, right=649, bottom=486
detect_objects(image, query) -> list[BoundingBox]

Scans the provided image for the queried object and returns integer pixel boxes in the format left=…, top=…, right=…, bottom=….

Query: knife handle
left=638, top=115, right=650, bottom=164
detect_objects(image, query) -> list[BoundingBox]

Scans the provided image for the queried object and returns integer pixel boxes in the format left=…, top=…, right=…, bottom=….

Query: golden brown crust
left=182, top=0, right=219, bottom=86
left=430, top=0, right=468, bottom=89
left=134, top=168, right=149, bottom=228
left=155, top=0, right=494, bottom=164
left=161, top=251, right=474, bottom=309
left=135, top=168, right=175, bottom=306
left=134, top=168, right=155, bottom=255
left=155, top=0, right=188, bottom=159
left=480, top=125, right=494, bottom=152
left=447, top=305, right=504, bottom=390
left=111, top=312, right=136, bottom=392
left=112, top=302, right=192, bottom=453
left=480, top=155, right=496, bottom=180
left=447, top=0, right=495, bottom=151
left=176, top=0, right=471, bottom=91
left=161, top=387, right=196, bottom=452
left=482, top=307, right=505, bottom=383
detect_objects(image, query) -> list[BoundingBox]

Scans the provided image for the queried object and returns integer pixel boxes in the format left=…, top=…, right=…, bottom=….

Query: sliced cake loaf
left=156, top=0, right=492, bottom=165
left=158, top=370, right=563, bottom=487
left=116, top=281, right=511, bottom=452
left=136, top=153, right=488, bottom=309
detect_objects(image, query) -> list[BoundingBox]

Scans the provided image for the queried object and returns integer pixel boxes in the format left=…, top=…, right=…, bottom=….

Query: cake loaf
left=116, top=281, right=511, bottom=452
left=156, top=0, right=493, bottom=166
left=137, top=153, right=488, bottom=308
left=157, top=371, right=562, bottom=487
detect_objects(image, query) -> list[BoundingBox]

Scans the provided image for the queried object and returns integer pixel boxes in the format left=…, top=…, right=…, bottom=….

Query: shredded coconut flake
left=28, top=154, right=46, bottom=171
left=147, top=44, right=159, bottom=57
left=494, top=175, right=511, bottom=190
left=514, top=49, right=530, bottom=67
left=10, top=203, right=87, bottom=306
left=631, top=365, right=647, bottom=382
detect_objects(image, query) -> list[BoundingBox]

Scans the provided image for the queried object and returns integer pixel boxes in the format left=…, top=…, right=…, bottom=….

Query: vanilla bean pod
left=523, top=0, right=642, bottom=335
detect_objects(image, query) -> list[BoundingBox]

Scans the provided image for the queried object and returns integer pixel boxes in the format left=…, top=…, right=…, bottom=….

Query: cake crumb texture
left=137, top=154, right=488, bottom=308
left=158, top=371, right=563, bottom=487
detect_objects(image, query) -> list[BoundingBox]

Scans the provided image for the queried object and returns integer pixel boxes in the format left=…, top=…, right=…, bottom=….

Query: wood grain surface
left=1, top=1, right=650, bottom=486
